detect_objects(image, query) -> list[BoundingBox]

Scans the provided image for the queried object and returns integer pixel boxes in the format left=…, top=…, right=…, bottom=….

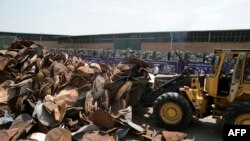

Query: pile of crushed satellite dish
left=0, top=40, right=187, bottom=141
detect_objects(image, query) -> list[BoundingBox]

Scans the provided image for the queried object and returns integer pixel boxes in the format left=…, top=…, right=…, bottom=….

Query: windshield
left=210, top=55, right=220, bottom=77
left=243, top=54, right=250, bottom=83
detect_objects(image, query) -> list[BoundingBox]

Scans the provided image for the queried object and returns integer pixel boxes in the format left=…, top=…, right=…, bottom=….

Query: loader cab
left=227, top=52, right=250, bottom=102
left=206, top=49, right=250, bottom=100
left=206, top=51, right=232, bottom=97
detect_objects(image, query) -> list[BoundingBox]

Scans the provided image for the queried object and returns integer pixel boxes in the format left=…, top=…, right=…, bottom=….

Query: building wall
left=141, top=42, right=172, bottom=51
left=141, top=42, right=250, bottom=52
left=34, top=41, right=59, bottom=49
left=59, top=43, right=113, bottom=49
left=0, top=36, right=17, bottom=49
left=31, top=41, right=250, bottom=53
left=0, top=38, right=58, bottom=49
left=207, top=42, right=250, bottom=52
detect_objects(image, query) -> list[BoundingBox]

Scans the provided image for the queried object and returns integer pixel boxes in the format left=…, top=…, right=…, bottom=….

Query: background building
left=1, top=29, right=250, bottom=52
left=0, top=32, right=62, bottom=49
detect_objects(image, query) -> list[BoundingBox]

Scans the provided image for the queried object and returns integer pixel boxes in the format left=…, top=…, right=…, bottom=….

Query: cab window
left=234, top=55, right=244, bottom=83
left=210, top=55, right=220, bottom=77
left=221, top=54, right=236, bottom=74
left=244, top=54, right=250, bottom=83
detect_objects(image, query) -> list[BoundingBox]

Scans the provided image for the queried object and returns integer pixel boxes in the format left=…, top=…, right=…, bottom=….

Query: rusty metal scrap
left=45, top=128, right=72, bottom=141
left=0, top=40, right=187, bottom=141
left=90, top=109, right=114, bottom=129
left=81, top=132, right=115, bottom=141
left=161, top=131, right=187, bottom=141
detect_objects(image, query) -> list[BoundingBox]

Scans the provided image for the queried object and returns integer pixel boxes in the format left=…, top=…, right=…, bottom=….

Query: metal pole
left=208, top=31, right=211, bottom=52
left=68, top=37, right=73, bottom=48
left=170, top=32, right=173, bottom=51
left=40, top=34, right=43, bottom=44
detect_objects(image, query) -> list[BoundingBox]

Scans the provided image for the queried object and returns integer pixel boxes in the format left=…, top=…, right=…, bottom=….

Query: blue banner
left=81, top=56, right=214, bottom=74
left=186, top=62, right=211, bottom=74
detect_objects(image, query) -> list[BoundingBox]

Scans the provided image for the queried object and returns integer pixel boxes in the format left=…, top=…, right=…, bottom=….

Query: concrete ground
left=184, top=116, right=223, bottom=141
left=131, top=106, right=223, bottom=141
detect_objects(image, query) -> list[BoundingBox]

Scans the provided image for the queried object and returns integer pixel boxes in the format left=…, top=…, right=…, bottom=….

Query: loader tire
left=153, top=92, right=192, bottom=131
left=223, top=101, right=250, bottom=125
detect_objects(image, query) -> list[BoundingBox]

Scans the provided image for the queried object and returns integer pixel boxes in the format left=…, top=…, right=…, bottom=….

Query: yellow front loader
left=153, top=49, right=250, bottom=130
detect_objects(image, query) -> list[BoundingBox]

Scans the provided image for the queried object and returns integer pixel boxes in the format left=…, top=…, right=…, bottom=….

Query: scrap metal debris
left=0, top=40, right=187, bottom=141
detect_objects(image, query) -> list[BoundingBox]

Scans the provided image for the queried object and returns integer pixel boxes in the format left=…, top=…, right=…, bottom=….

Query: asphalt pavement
left=131, top=106, right=223, bottom=141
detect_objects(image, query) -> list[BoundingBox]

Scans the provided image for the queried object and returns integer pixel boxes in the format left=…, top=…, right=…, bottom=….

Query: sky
left=0, top=0, right=250, bottom=35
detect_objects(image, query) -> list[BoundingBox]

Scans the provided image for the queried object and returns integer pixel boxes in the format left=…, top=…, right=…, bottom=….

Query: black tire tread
left=223, top=101, right=250, bottom=125
left=153, top=92, right=192, bottom=131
